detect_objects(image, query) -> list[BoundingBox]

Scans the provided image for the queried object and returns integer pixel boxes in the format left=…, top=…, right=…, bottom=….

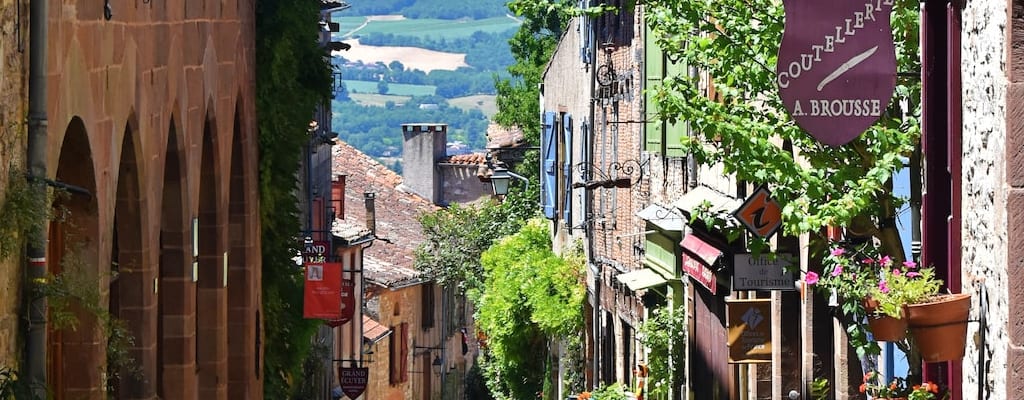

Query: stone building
left=0, top=0, right=29, bottom=369
left=2, top=1, right=263, bottom=399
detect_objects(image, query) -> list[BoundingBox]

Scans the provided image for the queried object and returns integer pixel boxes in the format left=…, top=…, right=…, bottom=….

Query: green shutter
left=665, top=58, right=688, bottom=158
left=644, top=22, right=664, bottom=154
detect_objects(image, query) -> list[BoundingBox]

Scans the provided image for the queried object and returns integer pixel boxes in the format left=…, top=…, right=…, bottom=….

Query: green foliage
left=0, top=169, right=60, bottom=260
left=0, top=367, right=38, bottom=400
left=637, top=305, right=686, bottom=399
left=589, top=382, right=629, bottom=400
left=342, top=80, right=436, bottom=96
left=31, top=246, right=142, bottom=392
left=255, top=0, right=328, bottom=396
left=495, top=0, right=569, bottom=142
left=415, top=187, right=538, bottom=294
left=869, top=261, right=943, bottom=319
left=810, top=377, right=830, bottom=400
left=332, top=98, right=490, bottom=159
left=472, top=219, right=584, bottom=399
left=645, top=0, right=921, bottom=258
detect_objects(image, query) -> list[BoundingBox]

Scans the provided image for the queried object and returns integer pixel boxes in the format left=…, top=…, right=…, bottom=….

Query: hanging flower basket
left=867, top=314, right=908, bottom=342
left=904, top=293, right=972, bottom=362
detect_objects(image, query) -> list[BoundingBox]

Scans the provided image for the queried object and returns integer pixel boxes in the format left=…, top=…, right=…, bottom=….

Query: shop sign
left=733, top=186, right=782, bottom=240
left=303, top=240, right=330, bottom=264
left=727, top=299, right=773, bottom=363
left=733, top=253, right=796, bottom=291
left=303, top=262, right=343, bottom=320
left=339, top=367, right=368, bottom=399
left=682, top=253, right=717, bottom=295
left=776, top=0, right=897, bottom=146
left=326, top=278, right=356, bottom=327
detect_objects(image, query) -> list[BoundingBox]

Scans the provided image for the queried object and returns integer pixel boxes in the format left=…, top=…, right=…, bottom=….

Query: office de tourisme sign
left=777, top=0, right=897, bottom=146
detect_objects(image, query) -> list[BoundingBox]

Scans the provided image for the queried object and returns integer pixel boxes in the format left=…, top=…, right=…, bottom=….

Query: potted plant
left=859, top=370, right=948, bottom=400
left=806, top=243, right=899, bottom=345
left=863, top=257, right=942, bottom=341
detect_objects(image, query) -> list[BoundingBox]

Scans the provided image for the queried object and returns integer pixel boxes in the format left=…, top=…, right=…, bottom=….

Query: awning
left=363, top=315, right=392, bottom=345
left=673, top=185, right=742, bottom=216
left=636, top=203, right=686, bottom=232
left=681, top=234, right=723, bottom=266
left=616, top=268, right=669, bottom=291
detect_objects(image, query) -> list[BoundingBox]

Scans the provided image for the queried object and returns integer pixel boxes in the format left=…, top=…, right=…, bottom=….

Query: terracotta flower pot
left=867, top=314, right=907, bottom=341
left=904, top=293, right=972, bottom=362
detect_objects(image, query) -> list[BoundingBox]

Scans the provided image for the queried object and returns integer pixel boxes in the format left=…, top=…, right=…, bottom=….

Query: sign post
left=727, top=298, right=773, bottom=363
left=733, top=253, right=796, bottom=291
left=339, top=366, right=368, bottom=399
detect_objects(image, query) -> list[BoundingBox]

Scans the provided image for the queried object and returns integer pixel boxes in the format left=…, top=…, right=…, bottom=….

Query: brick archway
left=48, top=116, right=102, bottom=399
left=197, top=115, right=228, bottom=398
left=158, top=119, right=197, bottom=400
left=111, top=121, right=153, bottom=399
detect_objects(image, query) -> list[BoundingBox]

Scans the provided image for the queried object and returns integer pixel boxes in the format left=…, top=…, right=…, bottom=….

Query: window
left=421, top=282, right=435, bottom=329
left=541, top=112, right=574, bottom=226
left=389, top=323, right=409, bottom=384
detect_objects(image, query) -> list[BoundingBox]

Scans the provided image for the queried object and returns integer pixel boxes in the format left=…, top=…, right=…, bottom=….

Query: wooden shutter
left=541, top=112, right=558, bottom=219
left=665, top=58, right=688, bottom=157
left=421, top=283, right=435, bottom=329
left=644, top=22, right=665, bottom=154
left=562, top=114, right=573, bottom=224
left=399, top=322, right=409, bottom=382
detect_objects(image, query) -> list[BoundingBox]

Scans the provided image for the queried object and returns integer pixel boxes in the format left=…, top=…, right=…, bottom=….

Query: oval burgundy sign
left=777, top=0, right=897, bottom=147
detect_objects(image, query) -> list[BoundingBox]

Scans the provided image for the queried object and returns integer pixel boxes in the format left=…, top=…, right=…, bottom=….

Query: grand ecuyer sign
left=777, top=0, right=897, bottom=146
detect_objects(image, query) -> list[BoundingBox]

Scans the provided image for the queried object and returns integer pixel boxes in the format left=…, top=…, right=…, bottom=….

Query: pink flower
left=906, top=272, right=921, bottom=278
left=831, top=265, right=843, bottom=277
left=879, top=255, right=892, bottom=266
left=862, top=258, right=874, bottom=265
left=878, top=281, right=890, bottom=293
left=903, top=260, right=917, bottom=269
left=891, top=268, right=902, bottom=277
left=805, top=271, right=819, bottom=285
left=831, top=248, right=846, bottom=256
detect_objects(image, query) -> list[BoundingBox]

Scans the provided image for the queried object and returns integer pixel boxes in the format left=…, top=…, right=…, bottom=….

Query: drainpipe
left=25, top=0, right=49, bottom=397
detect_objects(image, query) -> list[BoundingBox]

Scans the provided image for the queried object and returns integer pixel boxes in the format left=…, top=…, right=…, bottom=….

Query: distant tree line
left=346, top=0, right=509, bottom=19
left=356, top=29, right=516, bottom=71
left=336, top=57, right=506, bottom=97
left=332, top=96, right=490, bottom=160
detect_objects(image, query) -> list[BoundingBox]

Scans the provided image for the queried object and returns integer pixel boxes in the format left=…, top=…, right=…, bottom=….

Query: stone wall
left=961, top=0, right=1009, bottom=397
left=0, top=0, right=27, bottom=370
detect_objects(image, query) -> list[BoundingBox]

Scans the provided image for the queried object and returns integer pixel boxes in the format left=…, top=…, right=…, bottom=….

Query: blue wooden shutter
left=541, top=112, right=557, bottom=219
left=562, top=114, right=573, bottom=224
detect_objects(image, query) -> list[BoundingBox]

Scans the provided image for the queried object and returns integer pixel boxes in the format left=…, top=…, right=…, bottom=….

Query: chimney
left=332, top=175, right=345, bottom=220
left=364, top=192, right=376, bottom=236
left=401, top=123, right=447, bottom=205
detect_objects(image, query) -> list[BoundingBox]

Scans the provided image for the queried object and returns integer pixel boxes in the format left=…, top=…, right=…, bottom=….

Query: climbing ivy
left=255, top=0, right=332, bottom=397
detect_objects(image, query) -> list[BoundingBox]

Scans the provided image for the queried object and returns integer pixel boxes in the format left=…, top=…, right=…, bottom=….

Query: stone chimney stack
left=364, top=192, right=376, bottom=236
left=401, top=123, right=447, bottom=205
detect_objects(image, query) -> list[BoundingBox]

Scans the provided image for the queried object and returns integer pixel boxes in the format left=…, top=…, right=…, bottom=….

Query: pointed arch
left=196, top=111, right=228, bottom=398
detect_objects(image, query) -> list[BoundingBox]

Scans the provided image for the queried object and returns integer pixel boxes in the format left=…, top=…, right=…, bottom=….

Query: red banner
left=326, top=278, right=356, bottom=327
left=339, top=367, right=368, bottom=399
left=304, top=262, right=343, bottom=319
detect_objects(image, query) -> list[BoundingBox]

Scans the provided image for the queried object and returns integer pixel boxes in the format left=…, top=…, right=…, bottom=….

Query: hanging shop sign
left=326, top=278, right=356, bottom=327
left=733, top=186, right=782, bottom=240
left=303, top=262, right=343, bottom=320
left=733, top=253, right=796, bottom=291
left=727, top=298, right=773, bottom=363
left=776, top=0, right=897, bottom=146
left=303, top=240, right=330, bottom=264
left=339, top=366, right=369, bottom=399
left=680, top=235, right=724, bottom=295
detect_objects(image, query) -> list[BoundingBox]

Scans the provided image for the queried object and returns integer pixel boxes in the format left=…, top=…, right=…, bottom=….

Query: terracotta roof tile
left=442, top=153, right=487, bottom=166
left=332, top=140, right=438, bottom=271
left=485, top=123, right=526, bottom=149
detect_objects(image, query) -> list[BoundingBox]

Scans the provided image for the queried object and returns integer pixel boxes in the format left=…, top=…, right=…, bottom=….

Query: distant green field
left=349, top=93, right=412, bottom=107
left=449, top=95, right=497, bottom=118
left=336, top=16, right=520, bottom=40
left=344, top=80, right=436, bottom=96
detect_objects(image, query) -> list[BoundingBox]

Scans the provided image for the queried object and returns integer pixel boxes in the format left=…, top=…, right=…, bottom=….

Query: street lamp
left=489, top=166, right=529, bottom=196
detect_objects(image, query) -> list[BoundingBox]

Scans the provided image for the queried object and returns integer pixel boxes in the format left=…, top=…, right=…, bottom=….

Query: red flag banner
left=304, top=262, right=343, bottom=319
left=326, top=278, right=356, bottom=327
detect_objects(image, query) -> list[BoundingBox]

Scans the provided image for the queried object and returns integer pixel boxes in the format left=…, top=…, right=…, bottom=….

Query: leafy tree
left=255, top=0, right=331, bottom=396
left=377, top=80, right=389, bottom=94
left=637, top=305, right=686, bottom=399
left=470, top=219, right=585, bottom=399
left=414, top=189, right=537, bottom=294
left=495, top=1, right=570, bottom=142
left=643, top=0, right=920, bottom=363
